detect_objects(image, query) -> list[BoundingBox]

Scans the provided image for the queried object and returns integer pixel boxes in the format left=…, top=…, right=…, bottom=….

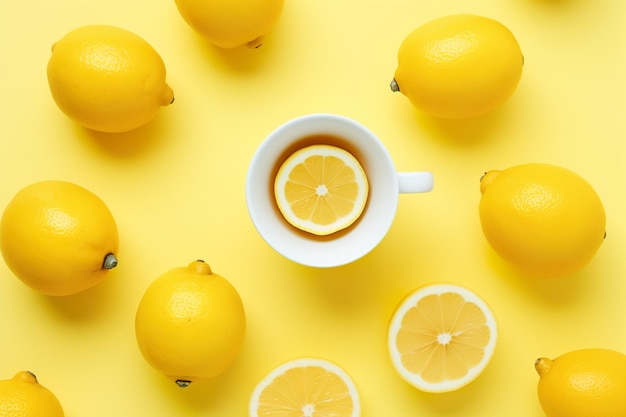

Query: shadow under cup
left=246, top=114, right=418, bottom=268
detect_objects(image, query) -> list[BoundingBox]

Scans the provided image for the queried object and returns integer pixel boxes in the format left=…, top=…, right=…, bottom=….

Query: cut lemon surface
left=249, top=357, right=361, bottom=417
left=274, top=144, right=369, bottom=236
left=387, top=283, right=497, bottom=393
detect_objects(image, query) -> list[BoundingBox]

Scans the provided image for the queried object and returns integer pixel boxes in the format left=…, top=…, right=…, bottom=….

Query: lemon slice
left=387, top=283, right=497, bottom=393
left=249, top=357, right=361, bottom=417
left=273, top=144, right=369, bottom=236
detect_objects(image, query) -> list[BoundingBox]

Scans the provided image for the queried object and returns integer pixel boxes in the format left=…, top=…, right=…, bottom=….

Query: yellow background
left=1, top=0, right=625, bottom=415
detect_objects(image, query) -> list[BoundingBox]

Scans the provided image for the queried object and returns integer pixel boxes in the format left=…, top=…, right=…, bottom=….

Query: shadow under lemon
left=151, top=370, right=221, bottom=410
left=184, top=28, right=283, bottom=75
left=38, top=266, right=122, bottom=323
left=75, top=112, right=173, bottom=158
left=147, top=344, right=251, bottom=412
left=407, top=99, right=521, bottom=147
left=482, top=242, right=592, bottom=305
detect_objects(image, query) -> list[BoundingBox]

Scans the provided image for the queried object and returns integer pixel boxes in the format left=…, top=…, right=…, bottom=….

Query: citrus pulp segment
left=249, top=357, right=361, bottom=417
left=387, top=283, right=497, bottom=393
left=273, top=144, right=369, bottom=236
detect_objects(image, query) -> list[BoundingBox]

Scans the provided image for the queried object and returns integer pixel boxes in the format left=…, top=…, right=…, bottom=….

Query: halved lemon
left=274, top=144, right=369, bottom=236
left=387, top=283, right=497, bottom=393
left=249, top=357, right=361, bottom=417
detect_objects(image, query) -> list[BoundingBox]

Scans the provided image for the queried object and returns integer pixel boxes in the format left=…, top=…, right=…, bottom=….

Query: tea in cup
left=246, top=113, right=433, bottom=268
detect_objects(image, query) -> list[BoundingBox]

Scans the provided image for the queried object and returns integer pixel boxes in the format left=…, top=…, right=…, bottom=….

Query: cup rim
left=246, top=113, right=400, bottom=268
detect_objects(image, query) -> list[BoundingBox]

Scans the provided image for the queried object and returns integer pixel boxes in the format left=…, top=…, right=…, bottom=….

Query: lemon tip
left=102, top=253, right=118, bottom=270
left=534, top=357, right=552, bottom=377
left=390, top=78, right=400, bottom=92
left=188, top=259, right=212, bottom=275
left=247, top=36, right=264, bottom=48
left=162, top=84, right=175, bottom=106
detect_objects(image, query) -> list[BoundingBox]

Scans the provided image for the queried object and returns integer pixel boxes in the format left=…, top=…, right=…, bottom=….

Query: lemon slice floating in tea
left=249, top=357, right=361, bottom=417
left=387, top=283, right=498, bottom=393
left=274, top=144, right=369, bottom=236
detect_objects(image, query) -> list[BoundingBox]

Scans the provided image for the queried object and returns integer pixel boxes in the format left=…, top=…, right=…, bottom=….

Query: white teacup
left=246, top=113, right=434, bottom=268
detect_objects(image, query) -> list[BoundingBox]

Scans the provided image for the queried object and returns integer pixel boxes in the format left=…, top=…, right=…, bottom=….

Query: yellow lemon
left=135, top=260, right=246, bottom=387
left=0, top=180, right=119, bottom=296
left=274, top=144, right=369, bottom=236
left=387, top=283, right=497, bottom=393
left=249, top=357, right=361, bottom=417
left=535, top=348, right=626, bottom=417
left=391, top=14, right=523, bottom=119
left=0, top=371, right=64, bottom=417
left=47, top=25, right=174, bottom=133
left=479, top=163, right=606, bottom=277
left=174, top=0, right=284, bottom=48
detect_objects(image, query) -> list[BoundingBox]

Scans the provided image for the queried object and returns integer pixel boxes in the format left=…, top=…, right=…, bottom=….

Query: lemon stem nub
left=534, top=357, right=552, bottom=377
left=390, top=78, right=400, bottom=92
left=176, top=380, right=192, bottom=388
left=247, top=36, right=264, bottom=49
left=103, top=253, right=118, bottom=270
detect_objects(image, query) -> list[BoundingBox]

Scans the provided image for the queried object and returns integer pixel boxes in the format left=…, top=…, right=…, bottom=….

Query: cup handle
left=397, top=172, right=434, bottom=193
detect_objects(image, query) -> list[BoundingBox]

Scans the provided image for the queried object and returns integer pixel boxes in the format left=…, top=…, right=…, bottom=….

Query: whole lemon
left=135, top=260, right=246, bottom=386
left=0, top=180, right=119, bottom=296
left=173, top=0, right=284, bottom=48
left=391, top=14, right=523, bottom=119
left=47, top=25, right=174, bottom=133
left=479, top=163, right=605, bottom=277
left=535, top=349, right=626, bottom=417
left=0, top=371, right=64, bottom=417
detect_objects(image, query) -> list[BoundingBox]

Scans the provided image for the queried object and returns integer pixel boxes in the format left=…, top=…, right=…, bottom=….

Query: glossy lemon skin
left=0, top=180, right=119, bottom=296
left=135, top=260, right=246, bottom=385
left=393, top=14, right=523, bottom=119
left=174, top=0, right=284, bottom=48
left=479, top=163, right=605, bottom=277
left=535, top=349, right=626, bottom=417
left=0, top=371, right=65, bottom=417
left=47, top=25, right=174, bottom=133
